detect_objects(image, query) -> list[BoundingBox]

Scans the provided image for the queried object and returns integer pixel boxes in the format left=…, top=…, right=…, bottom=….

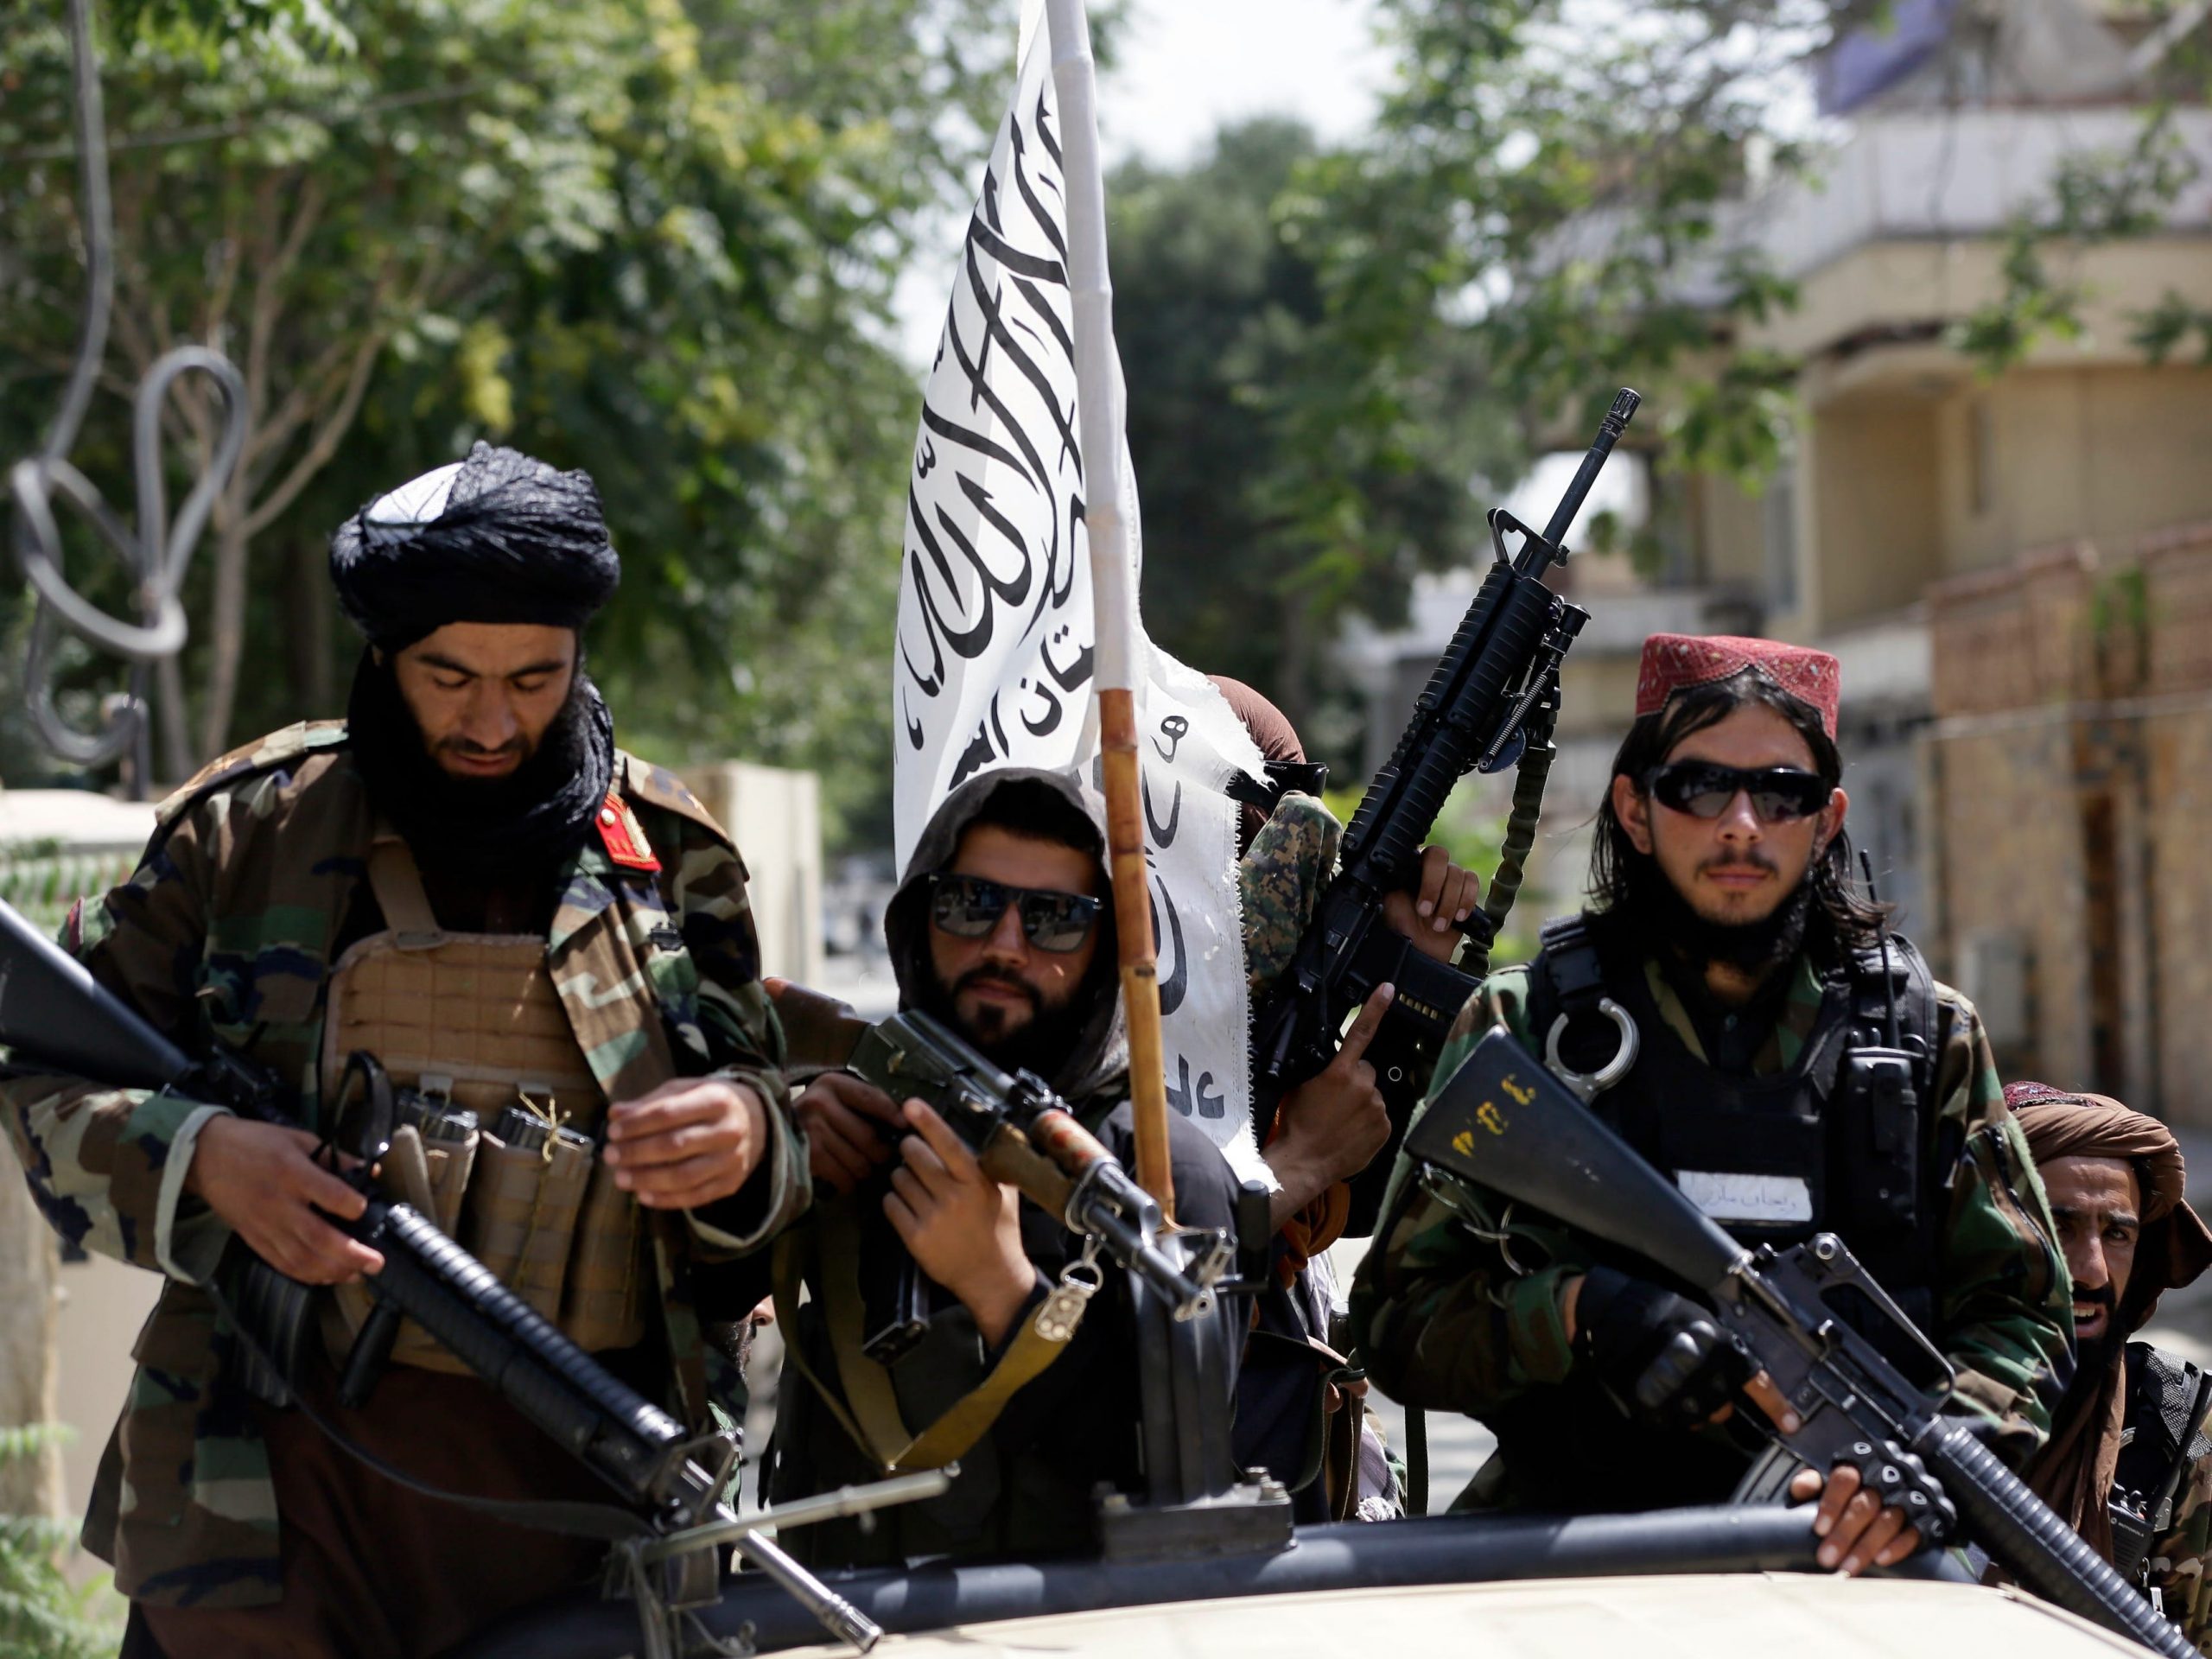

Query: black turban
left=328, top=442, right=620, bottom=649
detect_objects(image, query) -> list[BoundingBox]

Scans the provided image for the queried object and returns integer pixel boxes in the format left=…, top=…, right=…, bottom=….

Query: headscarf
left=1207, top=674, right=1310, bottom=855
left=2008, top=1081, right=2212, bottom=1558
left=328, top=442, right=620, bottom=651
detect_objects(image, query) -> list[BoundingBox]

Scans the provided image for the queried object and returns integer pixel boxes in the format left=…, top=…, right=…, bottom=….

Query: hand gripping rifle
left=842, top=1008, right=1234, bottom=1363
left=1403, top=1028, right=2196, bottom=1659
left=1253, top=389, right=1639, bottom=1231
left=0, top=897, right=904, bottom=1657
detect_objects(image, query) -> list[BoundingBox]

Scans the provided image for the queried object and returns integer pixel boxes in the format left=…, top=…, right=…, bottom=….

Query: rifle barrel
left=1537, top=388, right=1642, bottom=554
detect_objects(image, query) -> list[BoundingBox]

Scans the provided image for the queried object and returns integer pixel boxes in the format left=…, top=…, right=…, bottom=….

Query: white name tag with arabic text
left=1675, top=1170, right=1814, bottom=1225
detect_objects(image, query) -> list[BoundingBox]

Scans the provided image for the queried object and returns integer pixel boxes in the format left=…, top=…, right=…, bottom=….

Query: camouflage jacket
left=1351, top=936, right=2071, bottom=1508
left=2153, top=1450, right=2212, bottom=1651
left=0, top=721, right=808, bottom=1609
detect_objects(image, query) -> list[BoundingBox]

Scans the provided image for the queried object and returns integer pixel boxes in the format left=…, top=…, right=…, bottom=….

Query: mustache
left=438, top=735, right=529, bottom=760
left=2073, top=1282, right=2117, bottom=1312
left=955, top=968, right=1039, bottom=1012
left=1700, top=849, right=1778, bottom=874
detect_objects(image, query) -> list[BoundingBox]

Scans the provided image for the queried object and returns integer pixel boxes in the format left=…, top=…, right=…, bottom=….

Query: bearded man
left=1353, top=632, right=2070, bottom=1575
left=768, top=767, right=1247, bottom=1567
left=1, top=444, right=806, bottom=1658
left=2005, top=1082, right=2212, bottom=1646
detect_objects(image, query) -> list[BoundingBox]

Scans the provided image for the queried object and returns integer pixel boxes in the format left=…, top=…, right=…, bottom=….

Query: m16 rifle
left=1252, top=389, right=1638, bottom=1232
left=0, top=896, right=918, bottom=1659
left=841, top=1009, right=1236, bottom=1363
left=1404, top=1027, right=2196, bottom=1659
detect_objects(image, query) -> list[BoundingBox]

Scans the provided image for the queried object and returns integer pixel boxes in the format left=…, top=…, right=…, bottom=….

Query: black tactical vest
left=1524, top=912, right=1947, bottom=1338
left=2112, top=1343, right=2212, bottom=1586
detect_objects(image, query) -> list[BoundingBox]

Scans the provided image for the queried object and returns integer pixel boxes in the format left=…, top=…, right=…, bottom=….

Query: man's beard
left=346, top=648, right=614, bottom=882
left=915, top=963, right=1090, bottom=1078
left=2069, top=1281, right=2120, bottom=1382
left=1618, top=847, right=1816, bottom=977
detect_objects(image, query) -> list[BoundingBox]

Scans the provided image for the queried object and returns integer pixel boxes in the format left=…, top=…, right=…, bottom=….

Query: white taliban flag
left=891, top=7, right=1270, bottom=1175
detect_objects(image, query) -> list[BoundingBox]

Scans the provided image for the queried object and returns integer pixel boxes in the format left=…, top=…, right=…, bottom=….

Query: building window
left=1762, top=460, right=1798, bottom=614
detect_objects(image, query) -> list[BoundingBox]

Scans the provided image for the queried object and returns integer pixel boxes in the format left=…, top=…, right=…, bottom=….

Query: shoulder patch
left=596, top=792, right=661, bottom=873
left=617, top=751, right=734, bottom=848
left=153, top=721, right=352, bottom=831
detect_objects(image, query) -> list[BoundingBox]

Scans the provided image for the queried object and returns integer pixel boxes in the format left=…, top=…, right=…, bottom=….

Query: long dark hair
left=1589, top=668, right=1889, bottom=952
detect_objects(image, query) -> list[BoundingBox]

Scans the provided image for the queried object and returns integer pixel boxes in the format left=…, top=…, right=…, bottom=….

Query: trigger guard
left=1544, top=999, right=1639, bottom=1103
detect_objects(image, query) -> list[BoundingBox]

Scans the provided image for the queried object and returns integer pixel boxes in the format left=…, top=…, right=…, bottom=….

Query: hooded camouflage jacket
left=767, top=766, right=1243, bottom=1567
left=1351, top=933, right=2070, bottom=1510
left=0, top=721, right=807, bottom=1610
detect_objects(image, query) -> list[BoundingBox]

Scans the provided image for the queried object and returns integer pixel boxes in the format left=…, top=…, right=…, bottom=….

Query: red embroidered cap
left=1635, top=632, right=1841, bottom=737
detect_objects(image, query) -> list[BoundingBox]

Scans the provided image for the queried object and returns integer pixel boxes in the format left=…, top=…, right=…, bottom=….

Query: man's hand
left=1562, top=1270, right=1808, bottom=1438
left=186, top=1116, right=384, bottom=1285
left=604, top=1077, right=771, bottom=1210
left=885, top=1099, right=1035, bottom=1347
left=1382, top=844, right=1483, bottom=964
left=1265, top=983, right=1395, bottom=1228
left=1787, top=1462, right=1923, bottom=1576
left=794, top=1071, right=904, bottom=1195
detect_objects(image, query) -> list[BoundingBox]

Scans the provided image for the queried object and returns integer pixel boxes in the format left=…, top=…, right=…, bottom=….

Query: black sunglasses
left=928, top=873, right=1103, bottom=954
left=1642, top=760, right=1832, bottom=823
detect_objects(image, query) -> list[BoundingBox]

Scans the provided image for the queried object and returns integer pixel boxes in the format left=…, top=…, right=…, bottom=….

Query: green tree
left=1111, top=118, right=1516, bottom=753
left=1283, top=0, right=2207, bottom=512
left=2, top=0, right=1014, bottom=842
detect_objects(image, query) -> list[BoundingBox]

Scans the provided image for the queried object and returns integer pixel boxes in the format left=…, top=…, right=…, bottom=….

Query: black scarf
left=345, top=649, right=614, bottom=884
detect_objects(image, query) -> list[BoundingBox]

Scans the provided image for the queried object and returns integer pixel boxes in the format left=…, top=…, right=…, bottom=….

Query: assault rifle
left=0, top=896, right=911, bottom=1658
left=1404, top=1027, right=2196, bottom=1659
left=842, top=1009, right=1236, bottom=1363
left=1253, top=389, right=1638, bottom=1232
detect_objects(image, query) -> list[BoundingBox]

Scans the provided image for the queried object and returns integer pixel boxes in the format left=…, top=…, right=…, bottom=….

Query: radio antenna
left=1859, top=849, right=1900, bottom=1049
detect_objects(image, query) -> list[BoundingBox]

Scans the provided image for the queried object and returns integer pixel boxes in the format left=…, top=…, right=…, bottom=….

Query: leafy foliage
left=0, top=1425, right=124, bottom=1659
left=0, top=0, right=1016, bottom=843
left=1110, top=119, right=1517, bottom=759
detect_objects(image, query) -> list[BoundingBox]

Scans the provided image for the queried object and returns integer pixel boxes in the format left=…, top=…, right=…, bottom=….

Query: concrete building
left=1342, top=1, right=2212, bottom=956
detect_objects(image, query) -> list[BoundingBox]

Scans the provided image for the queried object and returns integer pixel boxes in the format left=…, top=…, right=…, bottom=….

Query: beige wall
left=1807, top=397, right=1945, bottom=632
left=1925, top=526, right=2212, bottom=1124
left=1745, top=237, right=2212, bottom=365
left=1936, top=367, right=2212, bottom=575
left=1685, top=360, right=2212, bottom=638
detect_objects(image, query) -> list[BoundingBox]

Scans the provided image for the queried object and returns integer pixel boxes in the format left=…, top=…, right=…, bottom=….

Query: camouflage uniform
left=1351, top=944, right=2070, bottom=1508
left=2152, top=1460, right=2212, bottom=1651
left=1240, top=791, right=1341, bottom=995
left=0, top=721, right=807, bottom=1610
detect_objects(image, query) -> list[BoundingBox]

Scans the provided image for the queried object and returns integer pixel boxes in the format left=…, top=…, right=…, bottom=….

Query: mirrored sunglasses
left=1642, top=760, right=1832, bottom=823
left=928, top=873, right=1102, bottom=954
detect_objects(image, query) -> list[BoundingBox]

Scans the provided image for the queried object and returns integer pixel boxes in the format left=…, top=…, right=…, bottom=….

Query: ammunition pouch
left=323, top=832, right=646, bottom=1371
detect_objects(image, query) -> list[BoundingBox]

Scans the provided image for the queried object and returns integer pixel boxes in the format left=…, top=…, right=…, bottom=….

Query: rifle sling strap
left=773, top=1201, right=1084, bottom=1474
left=1471, top=713, right=1558, bottom=979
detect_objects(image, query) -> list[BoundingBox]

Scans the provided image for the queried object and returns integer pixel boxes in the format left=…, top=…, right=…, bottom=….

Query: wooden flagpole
left=1046, top=0, right=1173, bottom=1217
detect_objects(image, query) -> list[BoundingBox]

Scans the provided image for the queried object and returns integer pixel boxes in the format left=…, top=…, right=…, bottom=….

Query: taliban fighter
left=769, top=767, right=1247, bottom=1566
left=2005, top=1082, right=2212, bottom=1647
left=1, top=443, right=807, bottom=1658
left=1353, top=632, right=2070, bottom=1573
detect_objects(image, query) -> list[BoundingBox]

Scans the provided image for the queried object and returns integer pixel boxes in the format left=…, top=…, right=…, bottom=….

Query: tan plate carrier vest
left=325, top=830, right=646, bottom=1370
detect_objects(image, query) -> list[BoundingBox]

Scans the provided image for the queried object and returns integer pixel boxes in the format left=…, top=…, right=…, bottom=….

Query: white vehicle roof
left=789, top=1573, right=2139, bottom=1659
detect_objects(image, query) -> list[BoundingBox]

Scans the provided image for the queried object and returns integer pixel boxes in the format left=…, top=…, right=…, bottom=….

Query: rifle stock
left=1405, top=1028, right=2196, bottom=1659
left=1408, top=1029, right=1746, bottom=1292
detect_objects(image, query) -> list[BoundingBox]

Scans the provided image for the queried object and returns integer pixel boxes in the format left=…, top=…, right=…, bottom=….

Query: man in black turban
left=25, top=441, right=811, bottom=1659
left=330, top=441, right=625, bottom=883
